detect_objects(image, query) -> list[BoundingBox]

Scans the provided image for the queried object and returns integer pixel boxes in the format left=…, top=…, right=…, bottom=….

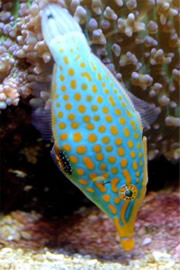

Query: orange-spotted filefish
left=40, top=4, right=159, bottom=251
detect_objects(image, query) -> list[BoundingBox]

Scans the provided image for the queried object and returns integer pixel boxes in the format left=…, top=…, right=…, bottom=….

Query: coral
left=0, top=0, right=179, bottom=160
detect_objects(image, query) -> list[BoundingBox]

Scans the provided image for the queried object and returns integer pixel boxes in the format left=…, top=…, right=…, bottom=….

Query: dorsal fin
left=126, top=91, right=161, bottom=130
left=91, top=54, right=160, bottom=130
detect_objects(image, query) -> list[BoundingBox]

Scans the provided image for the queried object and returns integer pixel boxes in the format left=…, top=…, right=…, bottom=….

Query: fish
left=40, top=3, right=159, bottom=251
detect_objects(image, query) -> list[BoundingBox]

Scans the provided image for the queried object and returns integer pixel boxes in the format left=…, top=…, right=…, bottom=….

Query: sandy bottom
left=0, top=188, right=179, bottom=269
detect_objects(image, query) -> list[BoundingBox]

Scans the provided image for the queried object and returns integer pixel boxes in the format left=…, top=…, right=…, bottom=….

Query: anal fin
left=31, top=106, right=53, bottom=141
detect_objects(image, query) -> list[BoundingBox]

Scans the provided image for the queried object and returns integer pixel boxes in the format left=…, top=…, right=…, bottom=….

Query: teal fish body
left=41, top=4, right=148, bottom=251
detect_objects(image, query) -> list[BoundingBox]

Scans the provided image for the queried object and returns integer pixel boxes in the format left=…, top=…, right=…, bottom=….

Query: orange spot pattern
left=51, top=47, right=145, bottom=248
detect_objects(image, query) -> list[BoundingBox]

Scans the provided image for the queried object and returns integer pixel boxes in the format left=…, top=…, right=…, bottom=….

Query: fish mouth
left=120, top=237, right=135, bottom=251
left=113, top=216, right=135, bottom=251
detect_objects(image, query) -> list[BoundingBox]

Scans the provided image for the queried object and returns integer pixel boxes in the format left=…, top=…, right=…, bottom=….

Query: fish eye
left=119, top=184, right=138, bottom=200
left=125, top=190, right=133, bottom=197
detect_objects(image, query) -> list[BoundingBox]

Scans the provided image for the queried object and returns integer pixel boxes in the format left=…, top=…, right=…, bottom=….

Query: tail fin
left=41, top=4, right=82, bottom=44
left=41, top=4, right=90, bottom=62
